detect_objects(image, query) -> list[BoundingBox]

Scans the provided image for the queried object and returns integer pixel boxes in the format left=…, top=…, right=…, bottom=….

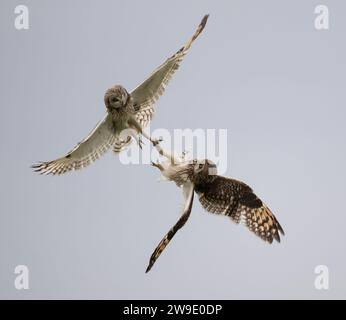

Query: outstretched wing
left=146, top=182, right=195, bottom=273
left=32, top=114, right=116, bottom=175
left=195, top=176, right=285, bottom=244
left=135, top=105, right=155, bottom=128
left=113, top=136, right=132, bottom=153
left=131, top=14, right=209, bottom=127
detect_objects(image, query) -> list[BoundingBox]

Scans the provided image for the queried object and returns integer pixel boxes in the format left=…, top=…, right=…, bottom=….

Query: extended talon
left=181, top=150, right=188, bottom=160
left=138, top=136, right=144, bottom=149
left=151, top=161, right=163, bottom=171
left=151, top=136, right=163, bottom=146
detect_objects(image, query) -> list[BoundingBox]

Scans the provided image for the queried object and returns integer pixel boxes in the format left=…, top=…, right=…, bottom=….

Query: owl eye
left=198, top=163, right=203, bottom=169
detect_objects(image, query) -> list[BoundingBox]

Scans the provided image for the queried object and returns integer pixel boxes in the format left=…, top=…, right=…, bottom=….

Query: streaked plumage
left=146, top=181, right=194, bottom=273
left=32, top=15, right=209, bottom=175
left=146, top=146, right=284, bottom=272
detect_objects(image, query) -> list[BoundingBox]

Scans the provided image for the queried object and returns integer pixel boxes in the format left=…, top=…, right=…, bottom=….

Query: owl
left=146, top=145, right=284, bottom=272
left=32, top=15, right=209, bottom=175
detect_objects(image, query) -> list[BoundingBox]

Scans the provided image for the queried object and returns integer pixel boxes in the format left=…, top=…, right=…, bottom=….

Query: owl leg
left=151, top=161, right=164, bottom=171
left=125, top=128, right=143, bottom=149
left=153, top=143, right=182, bottom=165
left=128, top=118, right=162, bottom=146
left=141, top=131, right=163, bottom=146
left=137, top=135, right=143, bottom=149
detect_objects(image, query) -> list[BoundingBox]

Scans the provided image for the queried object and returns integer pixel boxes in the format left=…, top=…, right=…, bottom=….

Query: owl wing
left=195, top=176, right=285, bottom=244
left=131, top=15, right=209, bottom=127
left=146, top=181, right=195, bottom=273
left=113, top=136, right=132, bottom=153
left=32, top=114, right=116, bottom=175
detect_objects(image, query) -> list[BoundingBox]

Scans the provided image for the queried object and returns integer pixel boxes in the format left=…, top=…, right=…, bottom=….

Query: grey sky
left=0, top=0, right=345, bottom=299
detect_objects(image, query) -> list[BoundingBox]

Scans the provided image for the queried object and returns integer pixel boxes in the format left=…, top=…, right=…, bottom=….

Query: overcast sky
left=0, top=0, right=345, bottom=299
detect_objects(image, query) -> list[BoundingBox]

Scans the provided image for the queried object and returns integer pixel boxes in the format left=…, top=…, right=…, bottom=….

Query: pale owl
left=33, top=15, right=209, bottom=175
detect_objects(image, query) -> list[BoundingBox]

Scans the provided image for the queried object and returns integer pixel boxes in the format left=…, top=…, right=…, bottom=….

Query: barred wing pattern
left=135, top=105, right=155, bottom=128
left=32, top=115, right=116, bottom=175
left=146, top=182, right=195, bottom=273
left=195, top=176, right=284, bottom=244
left=131, top=15, right=209, bottom=127
left=113, top=136, right=132, bottom=153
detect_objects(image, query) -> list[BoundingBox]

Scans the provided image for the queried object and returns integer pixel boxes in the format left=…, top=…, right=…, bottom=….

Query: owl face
left=104, top=85, right=129, bottom=112
left=190, top=159, right=217, bottom=182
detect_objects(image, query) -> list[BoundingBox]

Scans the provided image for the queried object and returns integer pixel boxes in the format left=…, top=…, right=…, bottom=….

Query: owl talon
left=151, top=161, right=163, bottom=171
left=181, top=150, right=188, bottom=160
left=151, top=137, right=163, bottom=146
left=138, top=136, right=144, bottom=149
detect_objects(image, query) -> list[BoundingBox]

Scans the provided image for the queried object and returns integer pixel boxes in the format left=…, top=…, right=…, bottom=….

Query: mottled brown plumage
left=146, top=146, right=284, bottom=272
left=146, top=181, right=194, bottom=273
left=195, top=175, right=284, bottom=244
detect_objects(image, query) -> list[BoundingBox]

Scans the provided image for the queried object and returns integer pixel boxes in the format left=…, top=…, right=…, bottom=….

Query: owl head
left=190, top=159, right=217, bottom=183
left=104, top=85, right=130, bottom=112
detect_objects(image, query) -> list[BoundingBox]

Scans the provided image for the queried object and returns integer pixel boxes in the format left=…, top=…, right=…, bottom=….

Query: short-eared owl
left=32, top=15, right=209, bottom=175
left=146, top=145, right=284, bottom=272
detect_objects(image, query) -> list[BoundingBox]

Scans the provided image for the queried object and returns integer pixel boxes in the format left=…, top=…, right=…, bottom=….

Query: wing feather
left=146, top=182, right=195, bottom=273
left=113, top=136, right=132, bottom=153
left=195, top=176, right=284, bottom=244
left=132, top=15, right=209, bottom=127
left=32, top=114, right=116, bottom=175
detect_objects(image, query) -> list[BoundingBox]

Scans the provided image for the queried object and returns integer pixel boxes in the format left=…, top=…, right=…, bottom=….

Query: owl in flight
left=146, top=145, right=285, bottom=272
left=32, top=15, right=209, bottom=175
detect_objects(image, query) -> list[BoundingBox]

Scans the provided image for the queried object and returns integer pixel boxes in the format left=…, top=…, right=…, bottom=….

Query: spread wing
left=146, top=181, right=195, bottom=273
left=131, top=14, right=209, bottom=127
left=113, top=136, right=132, bottom=153
left=135, top=105, right=155, bottom=128
left=32, top=114, right=116, bottom=175
left=195, top=176, right=285, bottom=244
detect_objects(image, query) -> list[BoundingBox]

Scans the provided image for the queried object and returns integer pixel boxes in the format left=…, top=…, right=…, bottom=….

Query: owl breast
left=111, top=113, right=132, bottom=136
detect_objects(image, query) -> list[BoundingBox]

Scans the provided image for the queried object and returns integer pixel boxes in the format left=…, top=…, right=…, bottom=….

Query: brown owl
left=146, top=145, right=284, bottom=272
